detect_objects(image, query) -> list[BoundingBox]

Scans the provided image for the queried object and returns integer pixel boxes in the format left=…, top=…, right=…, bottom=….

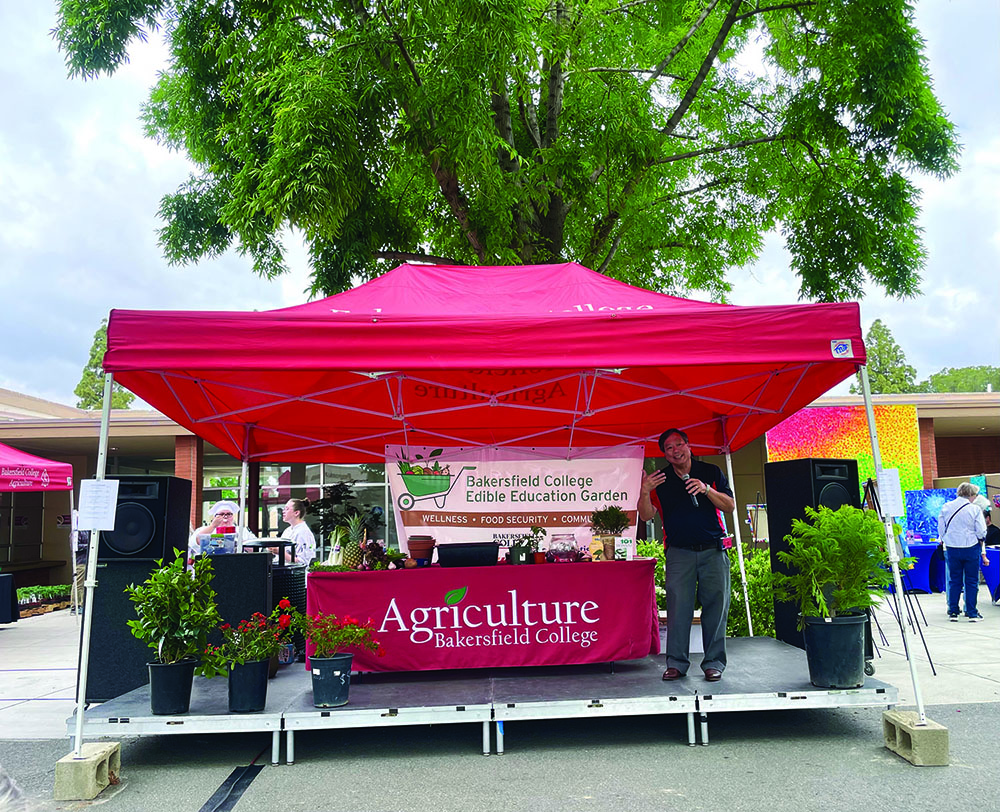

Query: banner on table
left=386, top=446, right=643, bottom=552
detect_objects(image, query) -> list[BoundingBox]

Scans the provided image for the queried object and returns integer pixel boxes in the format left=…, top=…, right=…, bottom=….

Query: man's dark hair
left=657, top=428, right=689, bottom=453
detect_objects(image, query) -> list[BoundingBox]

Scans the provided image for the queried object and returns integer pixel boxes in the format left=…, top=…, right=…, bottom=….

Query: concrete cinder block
left=883, top=709, right=949, bottom=766
left=53, top=742, right=121, bottom=800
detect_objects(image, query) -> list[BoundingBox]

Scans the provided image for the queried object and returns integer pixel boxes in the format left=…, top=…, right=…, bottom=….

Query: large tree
left=850, top=318, right=922, bottom=394
left=75, top=320, right=135, bottom=409
left=54, top=0, right=958, bottom=299
left=922, top=366, right=1000, bottom=393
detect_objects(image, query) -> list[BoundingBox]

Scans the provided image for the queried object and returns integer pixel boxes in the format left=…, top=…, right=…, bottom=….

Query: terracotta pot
left=533, top=551, right=547, bottom=564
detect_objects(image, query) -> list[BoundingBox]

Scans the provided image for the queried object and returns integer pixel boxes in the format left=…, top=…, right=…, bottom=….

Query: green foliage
left=74, top=320, right=135, bottom=409
left=291, top=610, right=382, bottom=659
left=308, top=563, right=355, bottom=574
left=851, top=319, right=923, bottom=394
left=590, top=505, right=630, bottom=536
left=125, top=550, right=221, bottom=666
left=771, top=506, right=909, bottom=626
left=53, top=1, right=958, bottom=301
left=208, top=476, right=239, bottom=500
left=922, top=366, right=1000, bottom=393
left=200, top=602, right=294, bottom=678
left=636, top=540, right=665, bottom=611
left=511, top=526, right=547, bottom=552
left=726, top=544, right=775, bottom=639
left=16, top=585, right=72, bottom=603
left=311, top=483, right=381, bottom=545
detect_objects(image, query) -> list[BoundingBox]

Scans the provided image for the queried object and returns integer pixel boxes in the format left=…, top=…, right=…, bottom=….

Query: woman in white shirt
left=281, top=498, right=317, bottom=566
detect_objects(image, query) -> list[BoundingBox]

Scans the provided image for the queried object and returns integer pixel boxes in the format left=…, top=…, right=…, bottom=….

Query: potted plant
left=125, top=549, right=221, bottom=714
left=590, top=505, right=630, bottom=561
left=201, top=599, right=296, bottom=713
left=509, top=526, right=546, bottom=565
left=293, top=610, right=383, bottom=707
left=770, top=505, right=908, bottom=688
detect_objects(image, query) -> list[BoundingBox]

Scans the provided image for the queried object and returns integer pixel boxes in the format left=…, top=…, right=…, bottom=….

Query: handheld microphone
left=681, top=474, right=699, bottom=507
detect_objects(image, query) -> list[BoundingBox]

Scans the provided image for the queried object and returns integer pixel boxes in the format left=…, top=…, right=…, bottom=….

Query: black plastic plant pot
left=801, top=613, right=867, bottom=689
left=310, top=653, right=354, bottom=707
left=148, top=658, right=197, bottom=715
left=228, top=658, right=270, bottom=713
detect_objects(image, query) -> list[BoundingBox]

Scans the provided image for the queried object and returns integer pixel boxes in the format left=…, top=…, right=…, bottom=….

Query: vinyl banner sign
left=387, top=446, right=643, bottom=550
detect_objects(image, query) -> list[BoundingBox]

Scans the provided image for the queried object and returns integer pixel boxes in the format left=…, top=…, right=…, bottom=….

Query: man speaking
left=639, top=428, right=735, bottom=682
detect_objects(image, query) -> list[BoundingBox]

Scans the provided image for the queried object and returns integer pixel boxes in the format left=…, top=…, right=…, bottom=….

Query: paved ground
left=1, top=589, right=998, bottom=811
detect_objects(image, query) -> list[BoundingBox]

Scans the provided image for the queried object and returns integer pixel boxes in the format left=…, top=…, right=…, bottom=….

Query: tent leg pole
left=860, top=365, right=927, bottom=724
left=725, top=452, right=753, bottom=637
left=73, top=372, right=114, bottom=758
left=239, top=458, right=249, bottom=551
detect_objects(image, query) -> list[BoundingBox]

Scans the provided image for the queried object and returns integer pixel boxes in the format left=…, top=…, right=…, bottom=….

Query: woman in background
left=281, top=498, right=317, bottom=566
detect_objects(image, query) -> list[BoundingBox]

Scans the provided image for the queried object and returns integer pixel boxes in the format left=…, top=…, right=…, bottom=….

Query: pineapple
left=341, top=513, right=366, bottom=570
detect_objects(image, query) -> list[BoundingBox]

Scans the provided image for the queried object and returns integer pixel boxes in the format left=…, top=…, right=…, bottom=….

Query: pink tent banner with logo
left=0, top=443, right=73, bottom=492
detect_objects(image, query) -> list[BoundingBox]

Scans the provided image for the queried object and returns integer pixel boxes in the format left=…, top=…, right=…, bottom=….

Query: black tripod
left=863, top=477, right=937, bottom=676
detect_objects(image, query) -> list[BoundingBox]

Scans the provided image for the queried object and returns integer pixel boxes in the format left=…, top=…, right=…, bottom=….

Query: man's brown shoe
left=704, top=668, right=723, bottom=682
left=662, top=667, right=683, bottom=681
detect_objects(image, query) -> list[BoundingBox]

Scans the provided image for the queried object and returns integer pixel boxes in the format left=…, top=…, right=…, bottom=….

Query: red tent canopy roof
left=0, top=442, right=73, bottom=492
left=104, top=262, right=865, bottom=462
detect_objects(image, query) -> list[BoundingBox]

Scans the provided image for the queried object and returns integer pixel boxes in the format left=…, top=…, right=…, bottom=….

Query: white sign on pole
left=78, top=479, right=120, bottom=530
left=877, top=468, right=905, bottom=518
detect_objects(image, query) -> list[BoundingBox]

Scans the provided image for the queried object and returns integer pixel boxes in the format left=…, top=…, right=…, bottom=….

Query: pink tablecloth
left=306, top=559, right=661, bottom=672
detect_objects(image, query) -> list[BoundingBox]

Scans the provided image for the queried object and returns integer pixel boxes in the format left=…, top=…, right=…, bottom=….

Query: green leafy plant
left=636, top=540, right=666, bottom=610
left=771, top=506, right=910, bottom=628
left=308, top=563, right=356, bottom=573
left=293, top=610, right=384, bottom=659
left=17, top=585, right=72, bottom=603
left=727, top=544, right=775, bottom=639
left=200, top=598, right=296, bottom=677
left=511, top=525, right=547, bottom=553
left=125, top=549, right=221, bottom=666
left=590, top=505, right=630, bottom=536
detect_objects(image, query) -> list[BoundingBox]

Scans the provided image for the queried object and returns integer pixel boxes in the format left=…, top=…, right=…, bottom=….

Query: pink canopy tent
left=0, top=442, right=73, bottom=492
left=103, top=262, right=865, bottom=462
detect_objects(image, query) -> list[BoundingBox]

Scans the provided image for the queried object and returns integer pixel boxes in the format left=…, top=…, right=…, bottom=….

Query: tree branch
left=373, top=251, right=465, bottom=265
left=660, top=0, right=743, bottom=137
left=644, top=0, right=720, bottom=89
left=733, top=2, right=816, bottom=25
left=652, top=134, right=784, bottom=165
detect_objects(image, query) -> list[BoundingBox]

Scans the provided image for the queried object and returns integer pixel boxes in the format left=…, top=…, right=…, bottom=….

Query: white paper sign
left=78, top=479, right=120, bottom=530
left=877, top=468, right=905, bottom=518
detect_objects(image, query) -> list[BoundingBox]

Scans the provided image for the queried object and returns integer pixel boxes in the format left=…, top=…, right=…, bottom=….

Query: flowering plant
left=295, top=610, right=383, bottom=659
left=201, top=598, right=296, bottom=677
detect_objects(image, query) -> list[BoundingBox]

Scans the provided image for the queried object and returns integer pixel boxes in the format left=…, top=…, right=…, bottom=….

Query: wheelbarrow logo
left=396, top=449, right=475, bottom=510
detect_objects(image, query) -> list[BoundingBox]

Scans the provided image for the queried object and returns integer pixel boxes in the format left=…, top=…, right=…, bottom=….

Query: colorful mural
left=766, top=405, right=922, bottom=514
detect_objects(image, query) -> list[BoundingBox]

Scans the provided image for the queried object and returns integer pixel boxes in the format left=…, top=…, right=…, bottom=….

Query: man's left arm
left=701, top=467, right=736, bottom=513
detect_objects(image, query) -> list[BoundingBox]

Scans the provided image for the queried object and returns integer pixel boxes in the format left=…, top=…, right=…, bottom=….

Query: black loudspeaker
left=98, top=476, right=192, bottom=562
left=79, top=561, right=157, bottom=702
left=764, top=458, right=861, bottom=649
left=208, top=554, right=273, bottom=645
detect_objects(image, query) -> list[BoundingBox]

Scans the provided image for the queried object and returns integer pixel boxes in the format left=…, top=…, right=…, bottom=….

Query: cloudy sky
left=1, top=1, right=997, bottom=408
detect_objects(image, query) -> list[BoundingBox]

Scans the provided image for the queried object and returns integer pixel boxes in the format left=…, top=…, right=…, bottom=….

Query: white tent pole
left=69, top=492, right=78, bottom=619
left=725, top=451, right=754, bottom=636
left=239, top=458, right=248, bottom=550
left=859, top=365, right=927, bottom=724
left=73, top=372, right=114, bottom=757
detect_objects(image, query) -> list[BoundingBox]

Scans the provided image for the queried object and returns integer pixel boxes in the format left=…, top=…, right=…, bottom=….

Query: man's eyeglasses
left=216, top=511, right=234, bottom=517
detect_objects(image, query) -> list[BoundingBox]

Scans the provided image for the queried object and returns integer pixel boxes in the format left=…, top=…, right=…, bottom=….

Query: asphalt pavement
left=1, top=589, right=998, bottom=811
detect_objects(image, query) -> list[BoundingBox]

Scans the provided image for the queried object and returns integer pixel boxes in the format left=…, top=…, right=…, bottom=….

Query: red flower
left=220, top=623, right=231, bottom=630
left=278, top=598, right=292, bottom=610
left=278, top=614, right=292, bottom=629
